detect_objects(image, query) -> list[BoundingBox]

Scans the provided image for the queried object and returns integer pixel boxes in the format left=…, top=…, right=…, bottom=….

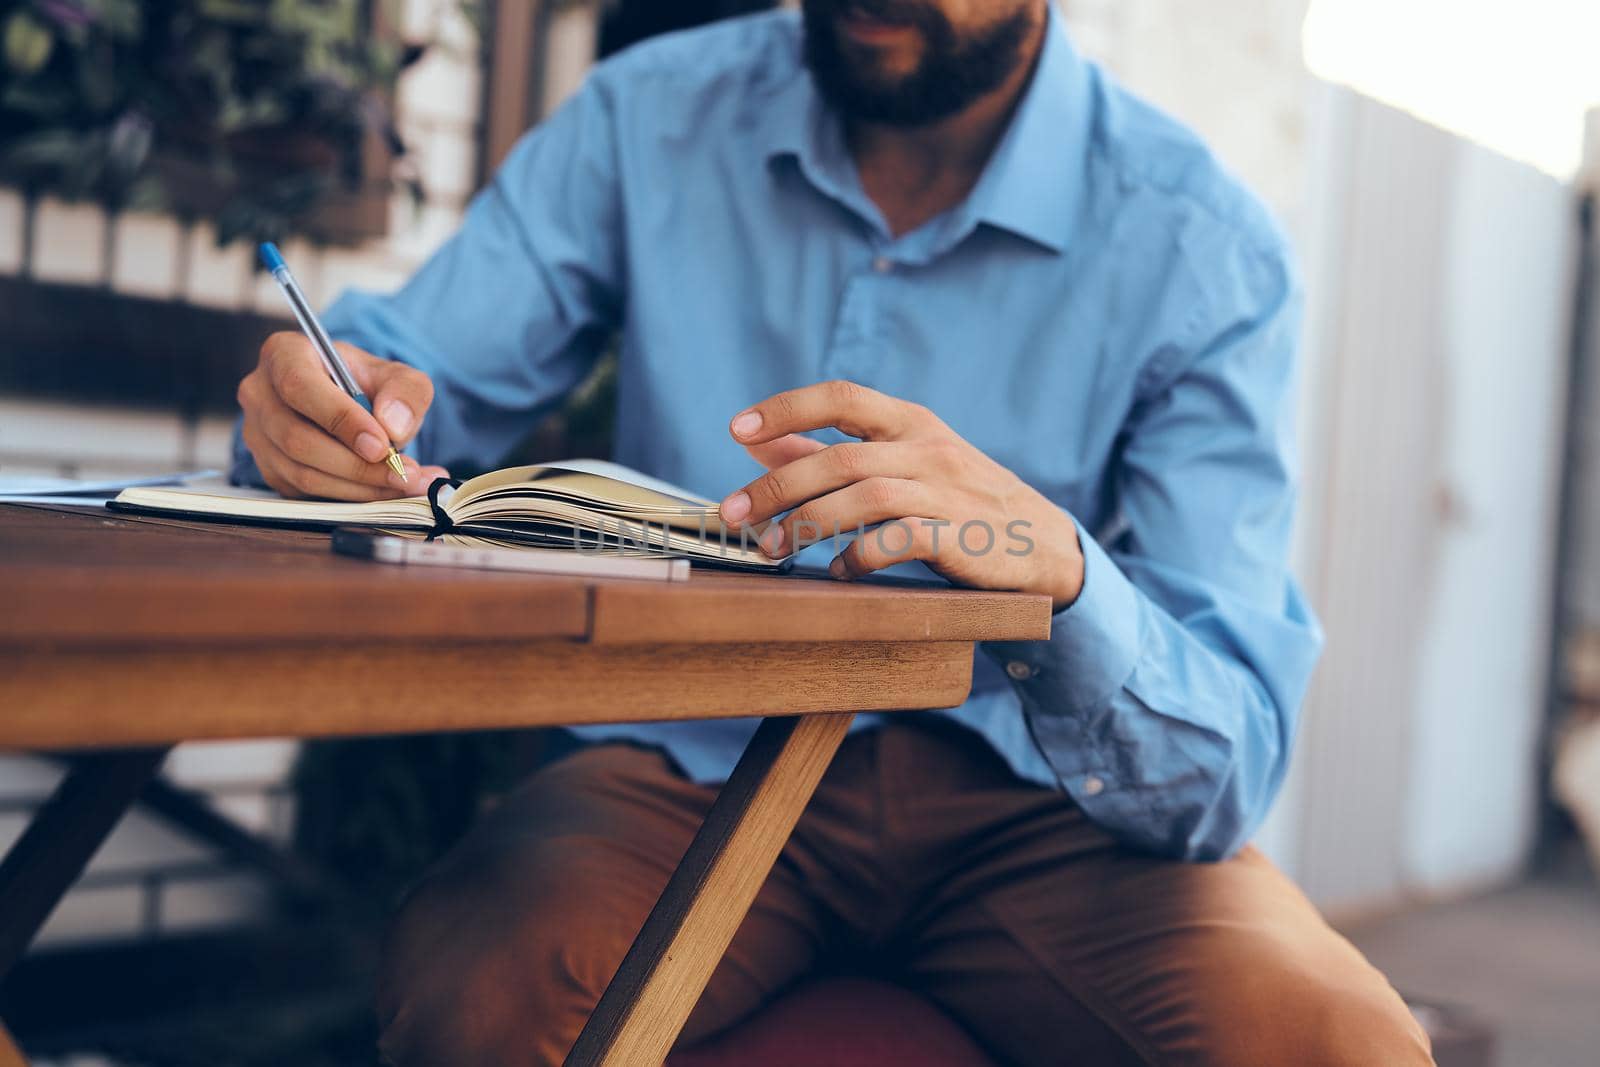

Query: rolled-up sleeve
left=986, top=244, right=1322, bottom=861
left=233, top=72, right=627, bottom=485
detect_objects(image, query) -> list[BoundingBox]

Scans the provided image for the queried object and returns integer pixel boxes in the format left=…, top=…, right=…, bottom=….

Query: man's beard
left=802, top=0, right=1036, bottom=127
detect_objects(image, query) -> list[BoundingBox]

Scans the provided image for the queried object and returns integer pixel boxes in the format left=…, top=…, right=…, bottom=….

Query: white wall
left=1064, top=0, right=1314, bottom=225
left=1402, top=144, right=1573, bottom=894
left=1288, top=86, right=1574, bottom=912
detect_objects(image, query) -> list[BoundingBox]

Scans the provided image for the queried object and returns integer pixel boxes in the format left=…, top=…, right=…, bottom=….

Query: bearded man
left=233, top=1, right=1435, bottom=1063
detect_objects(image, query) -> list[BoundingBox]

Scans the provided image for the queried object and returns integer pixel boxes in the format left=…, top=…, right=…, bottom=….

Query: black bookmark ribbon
left=425, top=476, right=463, bottom=539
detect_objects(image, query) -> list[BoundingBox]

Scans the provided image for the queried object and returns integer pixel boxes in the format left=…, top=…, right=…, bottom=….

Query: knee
left=1262, top=976, right=1432, bottom=1067
left=375, top=836, right=657, bottom=1067
left=1202, top=936, right=1434, bottom=1067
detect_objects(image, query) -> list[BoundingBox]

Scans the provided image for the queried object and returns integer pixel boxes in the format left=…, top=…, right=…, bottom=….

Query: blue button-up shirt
left=234, top=7, right=1321, bottom=860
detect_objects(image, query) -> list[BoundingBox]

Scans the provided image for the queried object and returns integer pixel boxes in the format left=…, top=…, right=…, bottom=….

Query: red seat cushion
left=667, top=977, right=998, bottom=1067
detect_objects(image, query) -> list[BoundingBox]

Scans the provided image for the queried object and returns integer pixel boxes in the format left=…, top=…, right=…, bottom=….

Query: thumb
left=348, top=346, right=435, bottom=448
left=744, top=433, right=825, bottom=470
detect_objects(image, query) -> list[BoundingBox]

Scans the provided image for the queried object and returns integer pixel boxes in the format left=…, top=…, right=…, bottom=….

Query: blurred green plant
left=0, top=0, right=473, bottom=244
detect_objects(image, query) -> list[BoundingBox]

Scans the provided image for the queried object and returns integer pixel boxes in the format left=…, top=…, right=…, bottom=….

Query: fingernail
left=760, top=523, right=786, bottom=557
left=731, top=410, right=762, bottom=439
left=720, top=491, right=751, bottom=523
left=354, top=432, right=386, bottom=463
left=380, top=400, right=413, bottom=438
left=828, top=557, right=848, bottom=579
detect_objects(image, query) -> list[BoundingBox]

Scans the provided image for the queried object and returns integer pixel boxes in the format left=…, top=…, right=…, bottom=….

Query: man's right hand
left=237, top=332, right=450, bottom=501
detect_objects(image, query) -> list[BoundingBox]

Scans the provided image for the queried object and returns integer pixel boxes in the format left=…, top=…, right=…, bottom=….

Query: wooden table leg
left=0, top=1018, right=25, bottom=1067
left=0, top=747, right=169, bottom=981
left=564, top=712, right=855, bottom=1067
left=0, top=1017, right=25, bottom=1067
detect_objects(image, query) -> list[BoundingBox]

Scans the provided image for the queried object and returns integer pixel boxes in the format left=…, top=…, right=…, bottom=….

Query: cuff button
left=1005, top=660, right=1036, bottom=681
left=1082, top=775, right=1106, bottom=797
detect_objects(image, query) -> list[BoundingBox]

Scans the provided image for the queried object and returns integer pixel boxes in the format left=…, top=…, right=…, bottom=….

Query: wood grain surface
left=0, top=641, right=972, bottom=749
left=588, top=571, right=1051, bottom=645
left=0, top=505, right=590, bottom=645
left=0, top=505, right=1051, bottom=648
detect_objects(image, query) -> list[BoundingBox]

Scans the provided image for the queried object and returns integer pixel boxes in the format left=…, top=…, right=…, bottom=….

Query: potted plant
left=0, top=0, right=458, bottom=244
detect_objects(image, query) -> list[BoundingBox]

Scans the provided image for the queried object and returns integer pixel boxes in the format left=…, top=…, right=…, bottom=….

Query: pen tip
left=386, top=450, right=408, bottom=482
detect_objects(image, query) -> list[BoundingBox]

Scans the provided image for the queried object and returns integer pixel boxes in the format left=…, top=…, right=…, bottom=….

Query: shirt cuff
left=984, top=522, right=1143, bottom=718
left=983, top=525, right=1151, bottom=830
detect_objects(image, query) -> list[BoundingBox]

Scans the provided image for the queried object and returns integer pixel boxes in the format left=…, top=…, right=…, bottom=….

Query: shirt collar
left=761, top=4, right=1092, bottom=255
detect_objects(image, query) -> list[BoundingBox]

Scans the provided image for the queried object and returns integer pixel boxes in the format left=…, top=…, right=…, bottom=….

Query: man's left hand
left=719, top=380, right=1085, bottom=609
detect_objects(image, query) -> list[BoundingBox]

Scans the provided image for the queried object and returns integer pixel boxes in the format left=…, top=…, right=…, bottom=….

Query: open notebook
left=110, top=459, right=782, bottom=572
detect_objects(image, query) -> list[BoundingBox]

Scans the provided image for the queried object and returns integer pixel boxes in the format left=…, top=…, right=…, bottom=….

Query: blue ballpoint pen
left=257, top=242, right=409, bottom=483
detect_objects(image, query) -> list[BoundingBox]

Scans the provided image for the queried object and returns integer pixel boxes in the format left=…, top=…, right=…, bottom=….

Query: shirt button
left=1005, top=660, right=1034, bottom=681
left=1082, top=775, right=1106, bottom=797
left=872, top=256, right=893, bottom=274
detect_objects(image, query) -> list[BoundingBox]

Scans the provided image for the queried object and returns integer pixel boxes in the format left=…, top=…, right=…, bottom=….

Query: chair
left=667, top=977, right=999, bottom=1067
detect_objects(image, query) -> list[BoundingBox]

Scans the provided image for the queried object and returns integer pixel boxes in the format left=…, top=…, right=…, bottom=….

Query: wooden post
left=564, top=712, right=854, bottom=1066
left=480, top=0, right=551, bottom=181
left=0, top=1018, right=27, bottom=1067
left=1580, top=106, right=1600, bottom=197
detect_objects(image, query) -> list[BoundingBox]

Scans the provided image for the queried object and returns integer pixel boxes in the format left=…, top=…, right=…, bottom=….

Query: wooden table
left=0, top=503, right=1049, bottom=1066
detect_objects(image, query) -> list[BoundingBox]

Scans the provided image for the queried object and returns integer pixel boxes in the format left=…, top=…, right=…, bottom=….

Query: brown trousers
left=376, top=719, right=1434, bottom=1066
